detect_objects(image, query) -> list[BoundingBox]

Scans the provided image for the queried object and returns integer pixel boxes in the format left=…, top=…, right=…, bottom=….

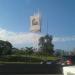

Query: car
left=61, top=56, right=75, bottom=66
left=40, top=60, right=57, bottom=64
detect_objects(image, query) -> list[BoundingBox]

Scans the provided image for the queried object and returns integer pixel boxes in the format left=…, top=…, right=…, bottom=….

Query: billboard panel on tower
left=30, top=15, right=41, bottom=32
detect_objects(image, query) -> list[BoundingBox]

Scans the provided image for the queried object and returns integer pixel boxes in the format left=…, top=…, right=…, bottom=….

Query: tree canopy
left=38, top=34, right=54, bottom=55
left=0, top=40, right=12, bottom=56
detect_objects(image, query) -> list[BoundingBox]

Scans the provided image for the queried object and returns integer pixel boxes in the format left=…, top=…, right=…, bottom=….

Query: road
left=0, top=74, right=63, bottom=75
left=0, top=64, right=63, bottom=75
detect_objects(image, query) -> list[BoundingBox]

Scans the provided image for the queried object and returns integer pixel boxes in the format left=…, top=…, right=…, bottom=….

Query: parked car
left=40, top=60, right=57, bottom=64
left=54, top=59, right=62, bottom=65
left=61, top=56, right=75, bottom=66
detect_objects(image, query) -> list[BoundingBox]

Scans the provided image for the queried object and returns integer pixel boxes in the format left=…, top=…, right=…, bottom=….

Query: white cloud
left=0, top=28, right=42, bottom=47
left=53, top=36, right=75, bottom=42
left=0, top=28, right=75, bottom=48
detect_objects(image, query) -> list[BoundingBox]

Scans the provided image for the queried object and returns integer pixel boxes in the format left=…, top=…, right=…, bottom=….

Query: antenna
left=37, top=8, right=40, bottom=16
left=34, top=10, right=36, bottom=16
left=38, top=9, right=42, bottom=18
left=46, top=18, right=48, bottom=35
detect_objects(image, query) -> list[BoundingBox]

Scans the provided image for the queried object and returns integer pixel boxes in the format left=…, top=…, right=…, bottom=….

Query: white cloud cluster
left=0, top=28, right=75, bottom=48
left=0, top=28, right=42, bottom=47
left=53, top=36, right=75, bottom=42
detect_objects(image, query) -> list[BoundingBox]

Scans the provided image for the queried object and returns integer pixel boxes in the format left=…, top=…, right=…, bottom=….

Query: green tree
left=0, top=40, right=12, bottom=56
left=12, top=47, right=19, bottom=54
left=25, top=47, right=34, bottom=55
left=54, top=49, right=65, bottom=57
left=38, top=34, right=54, bottom=55
left=70, top=48, right=75, bottom=56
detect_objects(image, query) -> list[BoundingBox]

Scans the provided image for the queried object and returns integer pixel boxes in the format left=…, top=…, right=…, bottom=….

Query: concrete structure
left=63, top=66, right=75, bottom=75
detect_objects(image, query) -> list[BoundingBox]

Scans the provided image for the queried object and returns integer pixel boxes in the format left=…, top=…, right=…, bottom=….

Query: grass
left=31, top=56, right=57, bottom=61
left=0, top=55, right=58, bottom=64
left=11, top=55, right=57, bottom=60
left=19, top=55, right=57, bottom=60
left=0, top=61, right=40, bottom=64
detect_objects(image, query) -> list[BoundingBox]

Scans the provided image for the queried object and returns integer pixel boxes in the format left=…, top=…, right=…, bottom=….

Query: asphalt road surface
left=0, top=74, right=63, bottom=75
left=0, top=64, right=63, bottom=75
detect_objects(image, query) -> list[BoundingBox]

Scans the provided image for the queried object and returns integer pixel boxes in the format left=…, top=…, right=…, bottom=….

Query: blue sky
left=0, top=0, right=75, bottom=50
